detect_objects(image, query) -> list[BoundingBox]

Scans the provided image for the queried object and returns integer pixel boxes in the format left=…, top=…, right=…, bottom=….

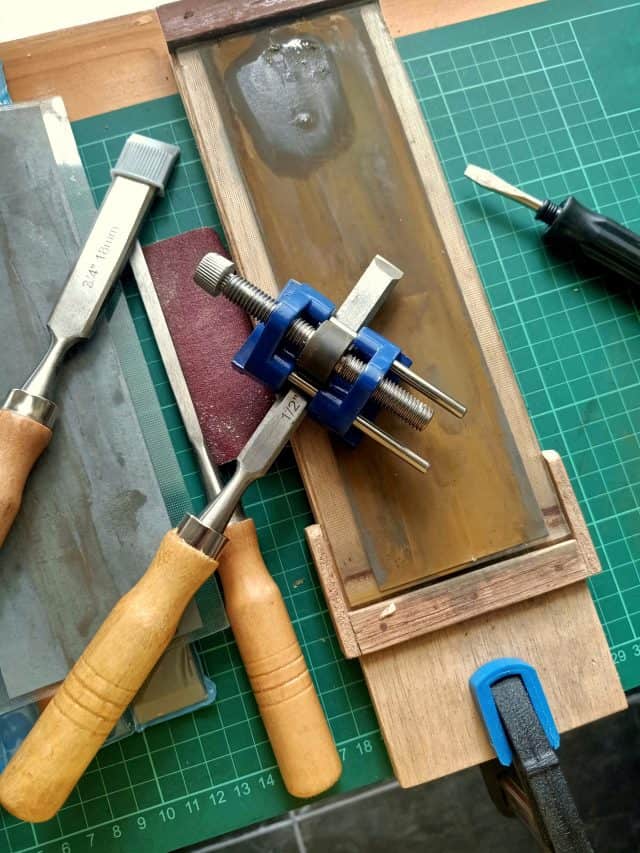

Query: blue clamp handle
left=469, top=657, right=559, bottom=766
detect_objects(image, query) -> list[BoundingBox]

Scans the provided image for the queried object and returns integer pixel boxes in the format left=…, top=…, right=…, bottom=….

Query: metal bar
left=389, top=360, right=466, bottom=419
left=289, top=372, right=429, bottom=473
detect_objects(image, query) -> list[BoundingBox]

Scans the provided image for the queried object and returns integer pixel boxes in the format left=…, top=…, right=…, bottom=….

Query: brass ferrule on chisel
left=2, top=134, right=180, bottom=426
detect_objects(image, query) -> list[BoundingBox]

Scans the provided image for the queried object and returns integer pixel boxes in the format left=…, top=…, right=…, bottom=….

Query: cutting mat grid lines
left=400, top=0, right=640, bottom=688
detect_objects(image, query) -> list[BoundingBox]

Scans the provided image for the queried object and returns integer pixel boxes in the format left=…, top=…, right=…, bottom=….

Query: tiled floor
left=179, top=697, right=640, bottom=852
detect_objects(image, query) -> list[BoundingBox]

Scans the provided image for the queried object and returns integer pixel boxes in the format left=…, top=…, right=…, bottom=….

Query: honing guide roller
left=0, top=251, right=463, bottom=822
left=0, top=133, right=179, bottom=546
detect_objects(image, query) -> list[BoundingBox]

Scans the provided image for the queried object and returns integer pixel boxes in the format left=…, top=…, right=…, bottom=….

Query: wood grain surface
left=172, top=4, right=567, bottom=606
left=361, top=582, right=626, bottom=787
left=348, top=540, right=590, bottom=654
left=221, top=518, right=342, bottom=798
left=0, top=410, right=51, bottom=547
left=380, top=0, right=542, bottom=37
left=0, top=11, right=175, bottom=121
left=0, top=2, right=538, bottom=122
left=159, top=0, right=356, bottom=49
left=305, top=524, right=360, bottom=658
left=542, top=449, right=601, bottom=576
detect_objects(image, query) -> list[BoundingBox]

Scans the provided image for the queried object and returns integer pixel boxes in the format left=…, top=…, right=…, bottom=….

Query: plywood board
left=360, top=583, right=627, bottom=787
left=305, top=449, right=625, bottom=785
left=171, top=2, right=569, bottom=607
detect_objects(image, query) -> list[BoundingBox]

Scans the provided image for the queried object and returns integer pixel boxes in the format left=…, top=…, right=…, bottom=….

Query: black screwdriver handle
left=537, top=196, right=640, bottom=283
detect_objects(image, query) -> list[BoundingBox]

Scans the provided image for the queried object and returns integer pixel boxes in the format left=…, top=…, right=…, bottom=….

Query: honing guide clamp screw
left=195, top=253, right=466, bottom=472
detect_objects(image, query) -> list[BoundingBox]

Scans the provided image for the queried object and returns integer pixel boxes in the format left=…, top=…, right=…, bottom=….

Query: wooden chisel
left=129, top=246, right=341, bottom=795
left=0, top=134, right=179, bottom=546
left=0, top=252, right=341, bottom=822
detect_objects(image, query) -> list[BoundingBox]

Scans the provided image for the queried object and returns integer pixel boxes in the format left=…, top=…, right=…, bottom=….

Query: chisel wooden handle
left=220, top=518, right=342, bottom=798
left=0, top=409, right=52, bottom=547
left=0, top=530, right=218, bottom=823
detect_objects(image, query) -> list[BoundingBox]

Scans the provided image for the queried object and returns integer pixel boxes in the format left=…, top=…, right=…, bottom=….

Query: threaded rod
left=218, top=272, right=431, bottom=430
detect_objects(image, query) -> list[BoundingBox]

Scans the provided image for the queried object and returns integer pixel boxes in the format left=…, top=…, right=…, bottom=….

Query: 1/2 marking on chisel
left=281, top=393, right=303, bottom=422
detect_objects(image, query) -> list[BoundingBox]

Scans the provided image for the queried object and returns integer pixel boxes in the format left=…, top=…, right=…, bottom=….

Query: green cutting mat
left=2, top=0, right=640, bottom=849
left=399, top=0, right=640, bottom=690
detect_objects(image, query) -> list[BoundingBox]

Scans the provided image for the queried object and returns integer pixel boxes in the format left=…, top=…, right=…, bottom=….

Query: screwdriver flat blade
left=464, top=164, right=543, bottom=212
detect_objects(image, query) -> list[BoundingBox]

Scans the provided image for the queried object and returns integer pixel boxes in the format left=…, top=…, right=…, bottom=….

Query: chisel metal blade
left=191, top=389, right=309, bottom=550
left=4, top=134, right=179, bottom=418
left=49, top=182, right=152, bottom=345
left=130, top=245, right=225, bottom=502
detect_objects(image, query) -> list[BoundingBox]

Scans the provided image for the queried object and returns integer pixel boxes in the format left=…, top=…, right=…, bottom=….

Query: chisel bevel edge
left=0, top=133, right=179, bottom=547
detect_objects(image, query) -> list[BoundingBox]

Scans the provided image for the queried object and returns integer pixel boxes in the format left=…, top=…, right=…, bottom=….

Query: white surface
left=1, top=0, right=155, bottom=41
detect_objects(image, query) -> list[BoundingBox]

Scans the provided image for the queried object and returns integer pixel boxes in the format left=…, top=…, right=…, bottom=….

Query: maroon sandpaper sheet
left=143, top=228, right=272, bottom=464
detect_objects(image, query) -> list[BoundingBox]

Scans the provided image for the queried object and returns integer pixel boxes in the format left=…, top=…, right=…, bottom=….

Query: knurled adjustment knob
left=194, top=253, right=236, bottom=296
